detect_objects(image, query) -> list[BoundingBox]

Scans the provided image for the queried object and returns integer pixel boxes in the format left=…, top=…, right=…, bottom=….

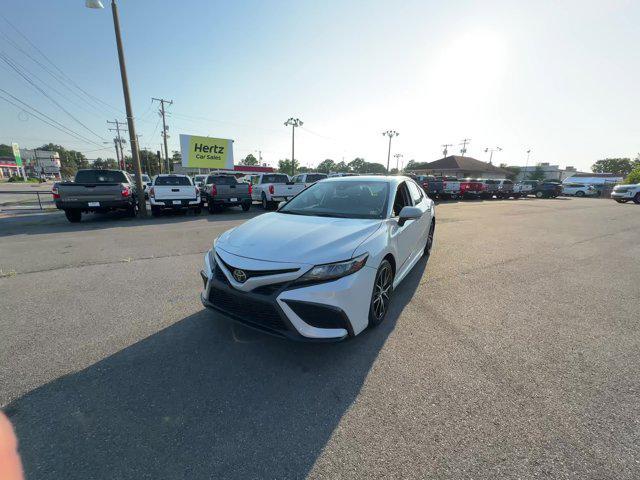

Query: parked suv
left=611, top=183, right=640, bottom=204
left=562, top=183, right=598, bottom=197
left=533, top=181, right=563, bottom=198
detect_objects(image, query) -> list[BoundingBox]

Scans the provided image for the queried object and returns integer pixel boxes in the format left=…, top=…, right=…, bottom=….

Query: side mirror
left=278, top=201, right=286, bottom=210
left=398, top=206, right=423, bottom=226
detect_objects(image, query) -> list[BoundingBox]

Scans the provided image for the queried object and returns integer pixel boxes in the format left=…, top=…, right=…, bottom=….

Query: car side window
left=393, top=182, right=412, bottom=216
left=407, top=181, right=423, bottom=205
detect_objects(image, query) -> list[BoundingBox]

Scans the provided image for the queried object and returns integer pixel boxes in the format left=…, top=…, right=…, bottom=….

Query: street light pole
left=484, top=146, right=502, bottom=165
left=382, top=130, right=399, bottom=173
left=394, top=153, right=403, bottom=173
left=284, top=117, right=303, bottom=176
left=86, top=0, right=147, bottom=216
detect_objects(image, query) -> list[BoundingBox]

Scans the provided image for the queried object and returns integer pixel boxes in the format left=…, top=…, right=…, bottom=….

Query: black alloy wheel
left=369, top=260, right=394, bottom=327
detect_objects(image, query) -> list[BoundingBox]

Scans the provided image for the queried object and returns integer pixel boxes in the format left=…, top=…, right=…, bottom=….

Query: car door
left=406, top=180, right=431, bottom=257
left=390, top=181, right=419, bottom=274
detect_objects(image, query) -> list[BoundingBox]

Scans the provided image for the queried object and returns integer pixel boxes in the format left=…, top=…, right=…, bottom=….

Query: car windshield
left=154, top=176, right=192, bottom=186
left=279, top=180, right=389, bottom=219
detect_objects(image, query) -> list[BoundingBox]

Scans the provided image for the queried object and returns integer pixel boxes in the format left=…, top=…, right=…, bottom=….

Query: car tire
left=64, top=209, right=81, bottom=223
left=241, top=201, right=251, bottom=211
left=126, top=204, right=137, bottom=218
left=194, top=207, right=202, bottom=215
left=424, top=220, right=435, bottom=257
left=208, top=202, right=216, bottom=214
left=576, top=191, right=585, bottom=197
left=261, top=194, right=269, bottom=210
left=151, top=206, right=161, bottom=217
left=615, top=199, right=628, bottom=203
left=634, top=193, right=640, bottom=205
left=535, top=191, right=544, bottom=198
left=368, top=259, right=394, bottom=328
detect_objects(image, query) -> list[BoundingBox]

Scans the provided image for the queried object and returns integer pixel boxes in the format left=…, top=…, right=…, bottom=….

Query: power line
left=0, top=13, right=123, bottom=116
left=0, top=89, right=107, bottom=148
left=0, top=52, right=107, bottom=142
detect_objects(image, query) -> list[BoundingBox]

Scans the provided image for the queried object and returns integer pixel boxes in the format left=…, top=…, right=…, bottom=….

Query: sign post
left=12, top=143, right=27, bottom=180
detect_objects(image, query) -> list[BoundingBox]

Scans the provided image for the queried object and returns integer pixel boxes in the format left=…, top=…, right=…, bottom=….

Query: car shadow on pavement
left=5, top=257, right=429, bottom=480
left=0, top=207, right=265, bottom=238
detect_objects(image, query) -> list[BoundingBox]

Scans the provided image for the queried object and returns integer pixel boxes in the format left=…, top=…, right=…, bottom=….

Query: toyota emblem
left=232, top=269, right=247, bottom=283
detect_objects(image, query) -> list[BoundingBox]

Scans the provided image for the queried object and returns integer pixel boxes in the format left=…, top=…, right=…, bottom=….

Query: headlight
left=296, top=253, right=368, bottom=284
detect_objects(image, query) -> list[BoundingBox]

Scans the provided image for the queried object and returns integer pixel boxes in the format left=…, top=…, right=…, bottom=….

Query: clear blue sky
left=1, top=0, right=639, bottom=171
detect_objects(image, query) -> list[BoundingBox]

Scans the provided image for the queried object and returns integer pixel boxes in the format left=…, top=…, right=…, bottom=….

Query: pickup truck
left=415, top=175, right=444, bottom=199
left=495, top=179, right=516, bottom=199
left=202, top=174, right=252, bottom=213
left=250, top=173, right=306, bottom=210
left=441, top=177, right=461, bottom=199
left=149, top=174, right=201, bottom=216
left=52, top=169, right=138, bottom=223
left=291, top=172, right=327, bottom=188
left=459, top=178, right=485, bottom=198
left=611, top=183, right=640, bottom=204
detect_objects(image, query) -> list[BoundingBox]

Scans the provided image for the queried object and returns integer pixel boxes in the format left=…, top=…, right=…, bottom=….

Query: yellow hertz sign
left=180, top=134, right=234, bottom=169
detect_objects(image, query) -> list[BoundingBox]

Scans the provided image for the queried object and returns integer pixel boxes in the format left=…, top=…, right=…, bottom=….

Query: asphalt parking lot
left=1, top=198, right=639, bottom=479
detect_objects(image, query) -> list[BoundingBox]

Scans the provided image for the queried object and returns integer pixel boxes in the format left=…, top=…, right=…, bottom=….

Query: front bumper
left=611, top=191, right=634, bottom=199
left=199, top=250, right=376, bottom=341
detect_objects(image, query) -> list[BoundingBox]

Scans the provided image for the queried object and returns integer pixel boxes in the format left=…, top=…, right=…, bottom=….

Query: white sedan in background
left=200, top=176, right=435, bottom=341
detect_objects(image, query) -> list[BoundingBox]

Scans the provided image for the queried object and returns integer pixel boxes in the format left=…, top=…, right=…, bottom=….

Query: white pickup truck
left=611, top=183, right=640, bottom=204
left=250, top=173, right=305, bottom=210
left=149, top=174, right=201, bottom=216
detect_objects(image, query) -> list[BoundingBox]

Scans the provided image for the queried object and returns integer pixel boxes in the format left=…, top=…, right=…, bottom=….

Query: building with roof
left=513, top=163, right=577, bottom=182
left=410, top=155, right=512, bottom=179
left=562, top=172, right=623, bottom=185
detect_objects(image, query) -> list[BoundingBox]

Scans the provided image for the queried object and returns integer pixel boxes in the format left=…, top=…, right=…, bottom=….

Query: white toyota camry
left=200, top=176, right=435, bottom=341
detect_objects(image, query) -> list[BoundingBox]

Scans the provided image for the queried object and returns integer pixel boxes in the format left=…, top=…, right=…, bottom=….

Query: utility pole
left=524, top=148, right=532, bottom=181
left=284, top=118, right=303, bottom=176
left=484, top=146, right=502, bottom=165
left=441, top=143, right=453, bottom=157
left=393, top=153, right=403, bottom=173
left=152, top=97, right=173, bottom=172
left=459, top=138, right=471, bottom=156
left=107, top=119, right=127, bottom=169
left=382, top=130, right=399, bottom=173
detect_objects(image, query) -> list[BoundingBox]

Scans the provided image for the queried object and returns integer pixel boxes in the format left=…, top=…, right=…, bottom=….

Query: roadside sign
left=180, top=134, right=234, bottom=169
left=11, top=143, right=22, bottom=167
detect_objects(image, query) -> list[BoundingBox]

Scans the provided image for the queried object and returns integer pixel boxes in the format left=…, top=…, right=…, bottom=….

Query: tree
left=591, top=158, right=639, bottom=176
left=499, top=164, right=521, bottom=181
left=624, top=166, right=640, bottom=184
left=317, top=159, right=336, bottom=173
left=140, top=149, right=162, bottom=176
left=389, top=168, right=399, bottom=175
left=334, top=161, right=350, bottom=173
left=277, top=158, right=299, bottom=174
left=93, top=158, right=119, bottom=169
left=364, top=162, right=387, bottom=174
left=0, top=144, right=13, bottom=157
left=348, top=157, right=366, bottom=173
left=528, top=165, right=546, bottom=181
left=39, top=144, right=88, bottom=178
left=404, top=161, right=431, bottom=171
left=240, top=153, right=259, bottom=166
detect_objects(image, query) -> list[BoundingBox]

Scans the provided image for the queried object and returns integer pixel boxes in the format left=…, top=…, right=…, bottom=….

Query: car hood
left=216, top=212, right=382, bottom=265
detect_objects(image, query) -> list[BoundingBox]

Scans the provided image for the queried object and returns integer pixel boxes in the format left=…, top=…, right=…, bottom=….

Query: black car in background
left=533, top=181, right=563, bottom=198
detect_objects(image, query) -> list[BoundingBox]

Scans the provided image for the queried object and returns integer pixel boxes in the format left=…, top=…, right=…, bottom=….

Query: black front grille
left=216, top=256, right=299, bottom=280
left=284, top=300, right=350, bottom=331
left=209, top=285, right=287, bottom=331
